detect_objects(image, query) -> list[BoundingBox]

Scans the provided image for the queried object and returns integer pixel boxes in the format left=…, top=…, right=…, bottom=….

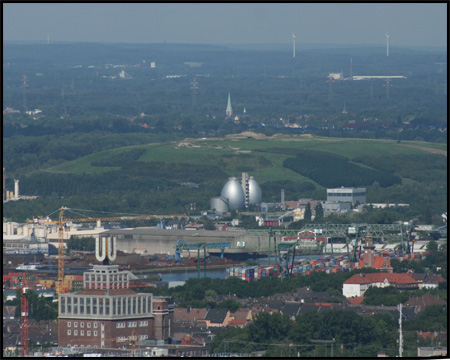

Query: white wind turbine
left=386, top=33, right=390, bottom=57
left=292, top=33, right=296, bottom=58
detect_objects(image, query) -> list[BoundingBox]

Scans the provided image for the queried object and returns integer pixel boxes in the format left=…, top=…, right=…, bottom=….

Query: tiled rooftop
left=344, top=272, right=418, bottom=285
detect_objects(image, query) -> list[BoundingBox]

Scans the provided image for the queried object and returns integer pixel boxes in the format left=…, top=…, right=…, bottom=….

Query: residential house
left=346, top=296, right=364, bottom=305
left=227, top=308, right=252, bottom=327
left=280, top=302, right=302, bottom=320
left=173, top=307, right=208, bottom=325
left=417, top=346, right=447, bottom=357
left=3, top=306, right=17, bottom=320
left=411, top=273, right=446, bottom=289
left=201, top=308, right=232, bottom=327
left=359, top=255, right=393, bottom=273
left=416, top=330, right=448, bottom=343
left=3, top=319, right=20, bottom=353
left=166, top=220, right=185, bottom=230
left=342, top=272, right=418, bottom=298
left=403, top=293, right=447, bottom=313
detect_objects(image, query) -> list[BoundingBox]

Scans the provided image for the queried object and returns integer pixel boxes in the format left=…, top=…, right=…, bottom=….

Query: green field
left=49, top=135, right=444, bottom=187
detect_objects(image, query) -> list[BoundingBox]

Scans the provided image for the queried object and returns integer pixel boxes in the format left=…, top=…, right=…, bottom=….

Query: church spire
left=226, top=92, right=233, bottom=117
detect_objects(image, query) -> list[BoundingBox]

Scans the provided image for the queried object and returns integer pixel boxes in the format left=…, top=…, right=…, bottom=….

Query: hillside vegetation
left=3, top=135, right=446, bottom=223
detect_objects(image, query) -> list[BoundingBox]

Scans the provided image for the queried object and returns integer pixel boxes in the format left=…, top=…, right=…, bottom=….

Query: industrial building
left=326, top=187, right=366, bottom=204
left=100, top=228, right=246, bottom=256
left=211, top=172, right=262, bottom=212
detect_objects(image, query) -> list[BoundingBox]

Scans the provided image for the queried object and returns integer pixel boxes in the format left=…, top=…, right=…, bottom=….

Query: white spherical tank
left=248, top=176, right=262, bottom=205
left=221, top=177, right=245, bottom=210
left=210, top=197, right=229, bottom=213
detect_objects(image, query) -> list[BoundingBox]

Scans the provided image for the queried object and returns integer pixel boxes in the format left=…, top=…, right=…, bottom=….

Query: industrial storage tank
left=210, top=197, right=229, bottom=213
left=248, top=176, right=262, bottom=205
left=221, top=177, right=245, bottom=210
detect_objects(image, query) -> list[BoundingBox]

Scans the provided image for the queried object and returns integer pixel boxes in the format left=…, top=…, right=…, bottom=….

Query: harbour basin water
left=160, top=255, right=324, bottom=282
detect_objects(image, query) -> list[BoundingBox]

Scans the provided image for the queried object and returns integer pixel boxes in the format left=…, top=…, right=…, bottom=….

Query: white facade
left=327, top=187, right=366, bottom=204
left=342, top=279, right=391, bottom=298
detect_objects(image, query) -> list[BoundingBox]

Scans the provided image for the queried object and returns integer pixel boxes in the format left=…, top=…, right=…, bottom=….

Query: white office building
left=326, top=187, right=366, bottom=204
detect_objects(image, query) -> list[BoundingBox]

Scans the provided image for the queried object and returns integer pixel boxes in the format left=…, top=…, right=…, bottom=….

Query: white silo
left=210, top=197, right=229, bottom=213
left=248, top=176, right=262, bottom=205
left=221, top=177, right=245, bottom=210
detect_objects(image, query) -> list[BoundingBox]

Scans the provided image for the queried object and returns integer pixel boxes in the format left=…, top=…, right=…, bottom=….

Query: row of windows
left=68, top=321, right=97, bottom=328
left=115, top=321, right=148, bottom=328
left=67, top=330, right=97, bottom=336
left=61, top=295, right=151, bottom=316
left=328, top=192, right=365, bottom=197
left=72, top=345, right=98, bottom=349
left=116, top=335, right=148, bottom=342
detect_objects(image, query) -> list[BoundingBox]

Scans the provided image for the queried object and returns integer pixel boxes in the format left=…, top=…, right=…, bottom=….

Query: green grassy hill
left=4, top=135, right=447, bottom=222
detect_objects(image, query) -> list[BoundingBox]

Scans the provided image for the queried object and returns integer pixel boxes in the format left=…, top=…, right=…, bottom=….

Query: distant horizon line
left=3, top=40, right=446, bottom=51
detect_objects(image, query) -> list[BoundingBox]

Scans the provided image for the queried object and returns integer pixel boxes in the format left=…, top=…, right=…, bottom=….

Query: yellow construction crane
left=36, top=207, right=188, bottom=295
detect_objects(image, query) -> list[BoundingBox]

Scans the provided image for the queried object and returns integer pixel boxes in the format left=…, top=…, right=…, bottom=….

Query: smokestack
left=14, top=179, right=19, bottom=200
left=3, top=168, right=5, bottom=201
left=281, top=189, right=285, bottom=204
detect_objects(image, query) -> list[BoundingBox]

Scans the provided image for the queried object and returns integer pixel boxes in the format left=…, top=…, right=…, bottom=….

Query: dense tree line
left=67, top=236, right=95, bottom=252
left=144, top=268, right=386, bottom=303
left=210, top=309, right=402, bottom=357
left=362, top=286, right=447, bottom=306
left=353, top=153, right=447, bottom=184
left=283, top=150, right=402, bottom=188
left=209, top=301, right=446, bottom=357
left=4, top=289, right=58, bottom=321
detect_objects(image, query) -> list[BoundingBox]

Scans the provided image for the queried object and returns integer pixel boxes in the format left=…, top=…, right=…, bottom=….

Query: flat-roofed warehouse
left=100, top=228, right=247, bottom=256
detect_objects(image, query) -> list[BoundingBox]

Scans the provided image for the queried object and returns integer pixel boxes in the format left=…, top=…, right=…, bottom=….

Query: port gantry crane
left=175, top=239, right=231, bottom=279
left=29, top=207, right=188, bottom=295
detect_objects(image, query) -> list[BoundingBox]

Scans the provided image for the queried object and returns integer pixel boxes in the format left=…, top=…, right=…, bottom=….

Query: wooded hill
left=3, top=135, right=446, bottom=224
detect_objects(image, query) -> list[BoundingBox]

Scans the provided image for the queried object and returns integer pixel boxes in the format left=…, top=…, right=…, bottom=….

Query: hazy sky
left=3, top=3, right=447, bottom=47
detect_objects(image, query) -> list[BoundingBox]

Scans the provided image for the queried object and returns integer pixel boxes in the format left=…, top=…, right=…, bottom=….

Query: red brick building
left=58, top=265, right=173, bottom=349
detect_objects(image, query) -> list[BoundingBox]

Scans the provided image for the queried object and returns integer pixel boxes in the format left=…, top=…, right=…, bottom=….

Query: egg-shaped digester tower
left=220, top=177, right=245, bottom=210
left=210, top=197, right=229, bottom=213
left=248, top=176, right=262, bottom=205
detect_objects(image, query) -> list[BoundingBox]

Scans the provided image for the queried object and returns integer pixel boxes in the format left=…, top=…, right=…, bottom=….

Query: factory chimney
left=14, top=179, right=19, bottom=200
left=281, top=189, right=285, bottom=205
